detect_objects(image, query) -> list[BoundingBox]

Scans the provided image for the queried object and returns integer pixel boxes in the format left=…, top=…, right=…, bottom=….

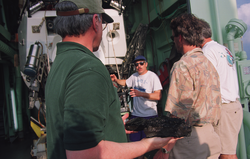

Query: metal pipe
left=24, top=85, right=30, bottom=122
left=186, top=0, right=191, bottom=14
left=243, top=110, right=250, bottom=136
left=0, top=40, right=16, bottom=57
left=27, top=0, right=31, bottom=17
left=10, top=88, right=18, bottom=132
left=227, top=27, right=237, bottom=57
left=15, top=66, right=24, bottom=138
left=0, top=0, right=7, bottom=30
left=212, top=0, right=223, bottom=44
left=225, top=19, right=248, bottom=159
left=226, top=19, right=247, bottom=57
left=238, top=124, right=247, bottom=159
left=227, top=26, right=248, bottom=158
left=29, top=1, right=44, bottom=16
left=3, top=65, right=15, bottom=136
left=248, top=144, right=250, bottom=159
left=110, top=0, right=125, bottom=13
left=243, top=110, right=250, bottom=158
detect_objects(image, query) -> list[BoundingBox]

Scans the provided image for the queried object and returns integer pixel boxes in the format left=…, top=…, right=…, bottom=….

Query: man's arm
left=110, top=74, right=126, bottom=86
left=130, top=89, right=162, bottom=101
left=66, top=113, right=172, bottom=159
left=66, top=137, right=172, bottom=159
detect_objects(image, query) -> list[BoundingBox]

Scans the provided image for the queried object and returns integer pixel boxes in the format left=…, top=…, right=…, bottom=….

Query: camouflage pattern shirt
left=165, top=48, right=221, bottom=126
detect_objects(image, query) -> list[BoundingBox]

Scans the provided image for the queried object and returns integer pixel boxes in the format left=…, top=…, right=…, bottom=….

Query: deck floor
left=0, top=131, right=35, bottom=159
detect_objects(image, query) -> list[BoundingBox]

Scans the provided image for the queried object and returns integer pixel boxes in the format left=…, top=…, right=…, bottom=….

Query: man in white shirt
left=110, top=55, right=162, bottom=141
left=200, top=19, right=243, bottom=159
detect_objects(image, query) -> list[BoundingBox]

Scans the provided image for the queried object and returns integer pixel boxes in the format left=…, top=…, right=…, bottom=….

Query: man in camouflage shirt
left=165, top=13, right=222, bottom=159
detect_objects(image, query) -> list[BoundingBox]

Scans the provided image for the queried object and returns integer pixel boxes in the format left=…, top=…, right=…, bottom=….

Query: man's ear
left=92, top=14, right=99, bottom=32
left=178, top=34, right=182, bottom=43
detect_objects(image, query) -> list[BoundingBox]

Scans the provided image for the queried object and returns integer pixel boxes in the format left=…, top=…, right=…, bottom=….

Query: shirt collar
left=183, top=48, right=203, bottom=57
left=56, top=42, right=97, bottom=59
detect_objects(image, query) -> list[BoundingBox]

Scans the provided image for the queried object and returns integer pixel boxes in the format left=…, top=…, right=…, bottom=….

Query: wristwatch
left=161, top=147, right=170, bottom=154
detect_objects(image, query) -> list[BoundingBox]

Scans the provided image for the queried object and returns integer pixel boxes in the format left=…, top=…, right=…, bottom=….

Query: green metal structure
left=0, top=0, right=249, bottom=158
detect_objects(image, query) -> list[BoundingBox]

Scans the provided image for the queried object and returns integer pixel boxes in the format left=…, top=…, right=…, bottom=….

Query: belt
left=222, top=99, right=239, bottom=104
left=222, top=101, right=237, bottom=104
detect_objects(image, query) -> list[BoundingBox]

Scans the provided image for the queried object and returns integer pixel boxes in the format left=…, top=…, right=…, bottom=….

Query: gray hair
left=54, top=1, right=101, bottom=38
left=199, top=19, right=212, bottom=38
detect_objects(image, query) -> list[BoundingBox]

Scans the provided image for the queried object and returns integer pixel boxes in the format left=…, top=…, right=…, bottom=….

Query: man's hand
left=141, top=137, right=172, bottom=152
left=122, top=113, right=137, bottom=134
left=110, top=75, right=127, bottom=86
left=129, top=89, right=161, bottom=101
left=110, top=74, right=117, bottom=82
left=130, top=89, right=141, bottom=97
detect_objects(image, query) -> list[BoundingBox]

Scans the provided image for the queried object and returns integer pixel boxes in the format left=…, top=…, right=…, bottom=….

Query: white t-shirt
left=202, top=40, right=239, bottom=103
left=126, top=70, right=163, bottom=117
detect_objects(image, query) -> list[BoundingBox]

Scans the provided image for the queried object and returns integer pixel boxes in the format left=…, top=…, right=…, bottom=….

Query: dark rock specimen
left=125, top=116, right=192, bottom=138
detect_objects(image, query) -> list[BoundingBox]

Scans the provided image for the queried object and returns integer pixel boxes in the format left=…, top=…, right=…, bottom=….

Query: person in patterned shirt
left=157, top=13, right=222, bottom=159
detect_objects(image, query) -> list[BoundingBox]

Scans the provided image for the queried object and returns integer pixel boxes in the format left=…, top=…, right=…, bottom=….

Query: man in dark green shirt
left=45, top=0, right=173, bottom=159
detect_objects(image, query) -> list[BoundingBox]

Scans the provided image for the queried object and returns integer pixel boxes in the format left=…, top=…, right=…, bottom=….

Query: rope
left=107, top=24, right=121, bottom=79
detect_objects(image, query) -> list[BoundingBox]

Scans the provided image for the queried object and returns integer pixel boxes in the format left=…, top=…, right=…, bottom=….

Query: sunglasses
left=135, top=61, right=145, bottom=67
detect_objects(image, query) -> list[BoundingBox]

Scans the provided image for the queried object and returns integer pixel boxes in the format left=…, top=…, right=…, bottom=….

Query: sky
left=237, top=0, right=250, bottom=59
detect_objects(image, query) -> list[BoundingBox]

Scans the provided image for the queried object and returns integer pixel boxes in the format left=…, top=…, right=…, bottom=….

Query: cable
left=44, top=11, right=51, bottom=73
left=107, top=24, right=121, bottom=79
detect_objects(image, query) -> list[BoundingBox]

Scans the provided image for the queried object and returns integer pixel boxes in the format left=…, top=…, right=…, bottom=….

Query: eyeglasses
left=135, top=61, right=145, bottom=67
left=102, top=21, right=108, bottom=31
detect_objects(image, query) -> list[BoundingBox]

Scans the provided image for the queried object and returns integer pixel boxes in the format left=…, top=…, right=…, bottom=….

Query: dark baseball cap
left=57, top=0, right=113, bottom=23
left=132, top=55, right=147, bottom=63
